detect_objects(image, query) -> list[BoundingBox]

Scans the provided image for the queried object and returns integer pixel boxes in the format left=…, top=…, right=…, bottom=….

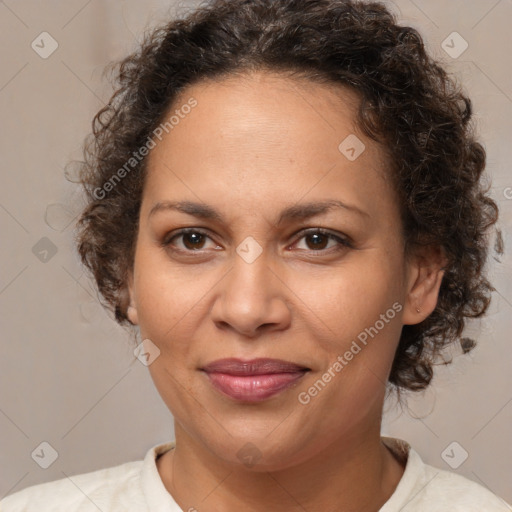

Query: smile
left=201, top=358, right=310, bottom=402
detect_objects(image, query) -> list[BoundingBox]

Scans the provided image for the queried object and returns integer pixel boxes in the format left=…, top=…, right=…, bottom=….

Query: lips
left=202, top=358, right=309, bottom=375
left=201, top=358, right=310, bottom=402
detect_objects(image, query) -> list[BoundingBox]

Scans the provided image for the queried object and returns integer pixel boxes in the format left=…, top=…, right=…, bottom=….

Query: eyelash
left=161, top=227, right=353, bottom=256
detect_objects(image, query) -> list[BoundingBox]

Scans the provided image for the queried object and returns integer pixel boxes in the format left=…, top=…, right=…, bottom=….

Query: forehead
left=171, top=69, right=364, bottom=136
left=141, top=70, right=394, bottom=222
left=146, top=70, right=383, bottom=166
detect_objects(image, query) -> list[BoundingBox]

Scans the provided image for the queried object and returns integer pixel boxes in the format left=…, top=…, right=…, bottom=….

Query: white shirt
left=1, top=437, right=510, bottom=511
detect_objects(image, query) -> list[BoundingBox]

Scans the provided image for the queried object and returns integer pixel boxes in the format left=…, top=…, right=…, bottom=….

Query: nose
left=210, top=247, right=291, bottom=338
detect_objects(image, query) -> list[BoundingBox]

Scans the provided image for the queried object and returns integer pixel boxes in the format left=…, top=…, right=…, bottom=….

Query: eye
left=291, top=228, right=352, bottom=253
left=162, top=228, right=219, bottom=252
left=161, top=227, right=352, bottom=255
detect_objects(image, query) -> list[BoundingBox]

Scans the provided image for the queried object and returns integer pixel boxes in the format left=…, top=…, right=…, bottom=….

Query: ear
left=402, top=244, right=448, bottom=325
left=126, top=270, right=139, bottom=325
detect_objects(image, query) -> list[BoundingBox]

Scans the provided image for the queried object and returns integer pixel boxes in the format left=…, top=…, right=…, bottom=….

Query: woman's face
left=127, top=71, right=429, bottom=469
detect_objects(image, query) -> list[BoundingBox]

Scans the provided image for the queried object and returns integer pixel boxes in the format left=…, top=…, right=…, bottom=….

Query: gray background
left=1, top=0, right=511, bottom=504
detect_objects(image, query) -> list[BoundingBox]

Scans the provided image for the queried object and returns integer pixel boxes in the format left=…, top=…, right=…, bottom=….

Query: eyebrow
left=148, top=199, right=369, bottom=224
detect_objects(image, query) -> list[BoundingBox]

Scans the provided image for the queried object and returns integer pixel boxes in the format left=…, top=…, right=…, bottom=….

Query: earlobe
left=127, top=304, right=139, bottom=325
left=126, top=272, right=139, bottom=325
left=402, top=246, right=447, bottom=326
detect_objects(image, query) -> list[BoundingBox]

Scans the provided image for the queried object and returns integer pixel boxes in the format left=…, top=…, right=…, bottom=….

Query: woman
left=2, top=0, right=510, bottom=510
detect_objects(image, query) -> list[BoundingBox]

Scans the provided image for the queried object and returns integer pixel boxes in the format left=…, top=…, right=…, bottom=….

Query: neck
left=157, top=423, right=405, bottom=512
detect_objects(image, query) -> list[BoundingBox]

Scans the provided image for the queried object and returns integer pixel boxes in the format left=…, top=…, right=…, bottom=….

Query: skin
left=126, top=70, right=446, bottom=511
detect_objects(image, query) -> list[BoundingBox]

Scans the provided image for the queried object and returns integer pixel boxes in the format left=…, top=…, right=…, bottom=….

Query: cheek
left=298, top=270, right=404, bottom=430
left=305, top=249, right=404, bottom=337
left=133, top=247, right=208, bottom=339
left=304, top=248, right=405, bottom=399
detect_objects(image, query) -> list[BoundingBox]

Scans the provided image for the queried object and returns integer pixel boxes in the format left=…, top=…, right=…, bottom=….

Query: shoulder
left=0, top=459, right=145, bottom=512
left=415, top=463, right=512, bottom=511
left=381, top=437, right=511, bottom=511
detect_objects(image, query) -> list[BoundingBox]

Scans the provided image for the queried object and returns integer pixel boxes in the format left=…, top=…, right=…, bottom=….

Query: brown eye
left=293, top=229, right=351, bottom=253
left=163, top=229, right=218, bottom=252
left=181, top=231, right=206, bottom=250
left=304, top=232, right=329, bottom=250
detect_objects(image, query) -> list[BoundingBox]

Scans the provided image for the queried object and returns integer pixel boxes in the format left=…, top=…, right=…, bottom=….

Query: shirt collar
left=141, top=437, right=423, bottom=511
left=141, top=441, right=180, bottom=511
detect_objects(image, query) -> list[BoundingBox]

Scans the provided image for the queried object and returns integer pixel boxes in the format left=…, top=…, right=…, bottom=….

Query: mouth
left=200, top=358, right=310, bottom=403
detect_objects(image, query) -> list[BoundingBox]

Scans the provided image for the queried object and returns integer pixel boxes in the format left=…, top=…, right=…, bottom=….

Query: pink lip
left=201, top=358, right=310, bottom=402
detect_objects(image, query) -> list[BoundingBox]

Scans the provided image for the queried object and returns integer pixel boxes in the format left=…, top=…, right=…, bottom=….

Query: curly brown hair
left=74, top=0, right=500, bottom=393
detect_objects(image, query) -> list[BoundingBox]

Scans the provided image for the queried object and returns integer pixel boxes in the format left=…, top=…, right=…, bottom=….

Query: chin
left=201, top=432, right=313, bottom=472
